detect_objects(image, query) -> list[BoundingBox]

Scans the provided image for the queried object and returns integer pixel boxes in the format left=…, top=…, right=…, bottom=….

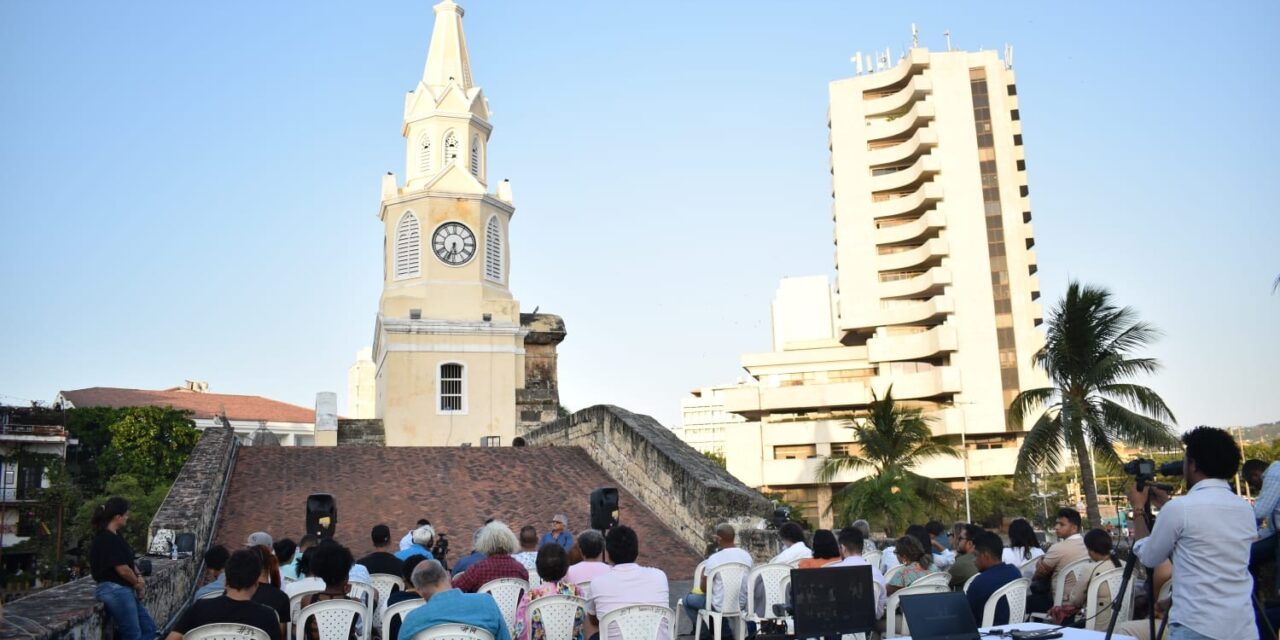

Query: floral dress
left=514, top=580, right=586, bottom=640
left=888, top=561, right=937, bottom=588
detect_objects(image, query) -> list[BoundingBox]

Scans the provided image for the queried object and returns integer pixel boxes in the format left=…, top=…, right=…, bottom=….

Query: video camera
left=1123, top=458, right=1182, bottom=492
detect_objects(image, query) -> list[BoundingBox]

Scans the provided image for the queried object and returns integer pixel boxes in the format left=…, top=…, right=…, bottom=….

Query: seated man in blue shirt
left=398, top=559, right=511, bottom=640
left=965, top=531, right=1022, bottom=626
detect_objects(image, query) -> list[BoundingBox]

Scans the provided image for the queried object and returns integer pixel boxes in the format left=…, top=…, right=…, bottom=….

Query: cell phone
left=1010, top=631, right=1063, bottom=640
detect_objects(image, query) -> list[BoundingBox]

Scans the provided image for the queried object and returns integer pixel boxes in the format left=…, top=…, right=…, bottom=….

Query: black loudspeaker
left=175, top=532, right=197, bottom=555
left=589, top=487, right=619, bottom=531
left=306, top=493, right=337, bottom=539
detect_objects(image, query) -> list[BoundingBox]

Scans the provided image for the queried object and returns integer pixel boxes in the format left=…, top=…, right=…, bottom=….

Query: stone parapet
left=337, top=419, right=385, bottom=446
left=522, top=405, right=774, bottom=553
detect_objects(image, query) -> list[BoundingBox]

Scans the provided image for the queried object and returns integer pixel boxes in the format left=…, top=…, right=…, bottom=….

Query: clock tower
left=368, top=0, right=526, bottom=446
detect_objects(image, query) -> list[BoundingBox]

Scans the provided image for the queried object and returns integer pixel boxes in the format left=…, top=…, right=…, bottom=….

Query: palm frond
left=1008, top=387, right=1057, bottom=428
left=1015, top=410, right=1065, bottom=475
left=1096, top=398, right=1179, bottom=450
left=1097, top=383, right=1177, bottom=424
left=816, top=454, right=872, bottom=483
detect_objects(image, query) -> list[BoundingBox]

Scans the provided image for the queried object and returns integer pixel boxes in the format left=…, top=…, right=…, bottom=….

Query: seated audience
left=301, top=541, right=361, bottom=640
left=450, top=526, right=487, bottom=577
left=167, top=549, right=282, bottom=640
left=272, top=539, right=297, bottom=583
left=452, top=521, right=529, bottom=592
left=565, top=529, right=611, bottom=584
left=282, top=534, right=318, bottom=584
left=395, top=525, right=437, bottom=562
left=360, top=524, right=406, bottom=575
left=386, top=554, right=428, bottom=640
left=515, top=544, right=586, bottom=640
left=1029, top=508, right=1089, bottom=612
left=851, top=520, right=878, bottom=557
left=835, top=527, right=885, bottom=619
left=926, top=520, right=950, bottom=553
left=948, top=524, right=983, bottom=589
left=680, top=523, right=753, bottom=632
left=885, top=535, right=935, bottom=594
left=587, top=526, right=669, bottom=640
left=399, top=519, right=431, bottom=551
left=1049, top=529, right=1121, bottom=629
left=797, top=530, right=841, bottom=569
left=194, top=545, right=230, bottom=598
left=880, top=524, right=932, bottom=573
left=965, top=531, right=1021, bottom=626
left=282, top=546, right=321, bottom=597
left=771, top=522, right=812, bottom=565
left=1002, top=518, right=1045, bottom=579
left=539, top=514, right=574, bottom=550
left=399, top=559, right=511, bottom=640
left=513, top=525, right=540, bottom=575
left=249, top=545, right=289, bottom=637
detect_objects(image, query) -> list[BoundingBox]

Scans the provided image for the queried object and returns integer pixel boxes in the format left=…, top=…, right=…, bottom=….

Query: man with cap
left=246, top=532, right=273, bottom=548
left=538, top=514, right=574, bottom=550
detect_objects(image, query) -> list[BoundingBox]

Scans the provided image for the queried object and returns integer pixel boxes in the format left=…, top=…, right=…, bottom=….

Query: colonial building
left=367, top=0, right=563, bottom=446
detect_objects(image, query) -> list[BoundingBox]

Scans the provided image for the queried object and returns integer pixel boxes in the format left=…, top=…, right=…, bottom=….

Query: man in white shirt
left=1129, top=426, right=1256, bottom=640
left=740, top=522, right=812, bottom=616
left=835, top=527, right=885, bottom=619
left=587, top=526, right=669, bottom=640
left=681, top=523, right=753, bottom=634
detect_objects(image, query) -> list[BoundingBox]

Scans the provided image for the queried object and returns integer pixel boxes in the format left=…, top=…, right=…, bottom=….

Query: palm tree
left=1010, top=281, right=1179, bottom=526
left=817, top=387, right=961, bottom=530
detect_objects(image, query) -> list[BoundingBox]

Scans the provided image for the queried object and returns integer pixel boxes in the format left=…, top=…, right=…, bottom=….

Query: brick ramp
left=214, top=446, right=702, bottom=579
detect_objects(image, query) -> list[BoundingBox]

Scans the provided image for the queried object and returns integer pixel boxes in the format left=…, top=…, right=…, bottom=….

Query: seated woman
left=452, top=521, right=529, bottom=592
left=301, top=541, right=361, bottom=640
left=885, top=535, right=936, bottom=594
left=1049, top=528, right=1120, bottom=629
left=514, top=544, right=586, bottom=640
left=1002, top=518, right=1045, bottom=580
left=797, top=530, right=841, bottom=569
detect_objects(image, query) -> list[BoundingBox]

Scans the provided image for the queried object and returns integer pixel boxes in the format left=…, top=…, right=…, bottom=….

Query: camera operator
left=1127, top=426, right=1256, bottom=640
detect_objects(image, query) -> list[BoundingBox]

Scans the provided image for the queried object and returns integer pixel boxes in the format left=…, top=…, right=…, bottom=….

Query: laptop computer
left=789, top=565, right=876, bottom=637
left=898, top=591, right=981, bottom=640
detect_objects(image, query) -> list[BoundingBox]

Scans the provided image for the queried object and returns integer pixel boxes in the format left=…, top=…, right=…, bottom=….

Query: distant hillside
left=1234, top=421, right=1280, bottom=443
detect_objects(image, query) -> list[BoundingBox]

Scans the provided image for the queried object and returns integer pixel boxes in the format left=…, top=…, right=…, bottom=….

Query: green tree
left=1010, top=281, right=1179, bottom=527
left=73, top=474, right=169, bottom=552
left=967, top=477, right=1035, bottom=529
left=817, top=387, right=961, bottom=532
left=104, top=406, right=200, bottom=489
left=32, top=458, right=81, bottom=579
left=63, top=406, right=126, bottom=496
left=702, top=450, right=727, bottom=469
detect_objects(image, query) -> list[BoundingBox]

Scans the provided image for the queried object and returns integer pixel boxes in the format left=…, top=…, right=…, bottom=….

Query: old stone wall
left=0, top=426, right=237, bottom=639
left=517, top=313, right=566, bottom=434
left=522, top=405, right=774, bottom=553
left=337, top=419, right=385, bottom=446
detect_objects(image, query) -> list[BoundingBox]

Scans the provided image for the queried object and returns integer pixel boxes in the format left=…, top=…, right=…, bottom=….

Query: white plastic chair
left=598, top=604, right=675, bottom=640
left=694, top=562, right=750, bottom=640
left=577, top=581, right=591, bottom=598
left=368, top=573, right=405, bottom=631
left=410, top=623, right=495, bottom=640
left=381, top=599, right=424, bottom=640
left=884, top=582, right=949, bottom=637
left=288, top=589, right=325, bottom=638
left=962, top=573, right=978, bottom=593
left=1029, top=557, right=1093, bottom=622
left=882, top=563, right=906, bottom=587
left=295, top=599, right=369, bottom=640
left=1082, top=567, right=1131, bottom=630
left=742, top=563, right=792, bottom=622
left=478, top=578, right=529, bottom=639
left=864, top=551, right=882, bottom=569
left=674, top=561, right=706, bottom=634
left=1019, top=556, right=1042, bottom=580
left=197, top=589, right=224, bottom=600
left=980, top=578, right=1029, bottom=627
left=525, top=594, right=586, bottom=640
left=184, top=623, right=271, bottom=640
left=913, top=572, right=951, bottom=587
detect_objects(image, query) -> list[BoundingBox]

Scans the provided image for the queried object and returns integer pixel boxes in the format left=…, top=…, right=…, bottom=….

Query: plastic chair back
left=184, top=623, right=271, bottom=640
left=1084, top=567, right=1129, bottom=630
left=1054, top=558, right=1092, bottom=606
left=882, top=563, right=905, bottom=586
left=368, top=574, right=405, bottom=630
left=598, top=604, right=675, bottom=640
left=410, top=623, right=496, bottom=640
left=743, top=563, right=791, bottom=621
left=1019, top=556, right=1041, bottom=579
left=525, top=594, right=586, bottom=640
left=980, top=578, right=1029, bottom=627
left=381, top=599, right=424, bottom=640
left=577, top=581, right=591, bottom=598
left=913, top=572, right=951, bottom=587
left=295, top=598, right=368, bottom=640
left=962, top=573, right=978, bottom=593
left=864, top=551, right=882, bottom=569
left=478, top=578, right=529, bottom=638
left=705, top=562, right=750, bottom=614
left=884, top=582, right=948, bottom=637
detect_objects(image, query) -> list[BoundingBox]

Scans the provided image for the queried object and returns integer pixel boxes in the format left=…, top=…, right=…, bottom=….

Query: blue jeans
left=683, top=593, right=707, bottom=632
left=1168, top=623, right=1216, bottom=640
left=95, top=581, right=156, bottom=640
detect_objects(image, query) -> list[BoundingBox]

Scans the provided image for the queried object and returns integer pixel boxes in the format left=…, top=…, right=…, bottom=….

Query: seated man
left=965, top=531, right=1021, bottom=626
left=400, top=518, right=431, bottom=551
left=1028, top=508, right=1089, bottom=613
left=587, top=525, right=669, bottom=640
left=398, top=559, right=511, bottom=640
left=168, top=549, right=282, bottom=640
left=834, top=527, right=885, bottom=619
left=359, top=524, right=406, bottom=576
left=193, top=545, right=230, bottom=598
left=681, top=523, right=753, bottom=633
left=565, top=529, right=611, bottom=585
left=948, top=524, right=983, bottom=589
left=513, top=525, right=540, bottom=574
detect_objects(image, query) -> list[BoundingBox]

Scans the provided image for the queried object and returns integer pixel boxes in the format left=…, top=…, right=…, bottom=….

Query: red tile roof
left=59, top=387, right=315, bottom=424
left=214, top=446, right=703, bottom=579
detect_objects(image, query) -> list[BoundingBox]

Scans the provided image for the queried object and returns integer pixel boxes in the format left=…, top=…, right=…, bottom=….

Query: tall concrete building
left=705, top=47, right=1048, bottom=526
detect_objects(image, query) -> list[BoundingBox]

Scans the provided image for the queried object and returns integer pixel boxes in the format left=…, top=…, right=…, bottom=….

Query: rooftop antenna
left=864, top=53, right=873, bottom=74
left=944, top=30, right=953, bottom=51
left=1005, top=43, right=1015, bottom=69
left=852, top=51, right=864, bottom=74
left=911, top=23, right=919, bottom=48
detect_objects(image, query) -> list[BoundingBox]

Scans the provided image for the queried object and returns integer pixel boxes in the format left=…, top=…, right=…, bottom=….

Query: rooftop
left=58, top=386, right=315, bottom=424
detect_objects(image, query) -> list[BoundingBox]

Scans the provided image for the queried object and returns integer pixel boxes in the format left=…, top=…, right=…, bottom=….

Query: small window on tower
left=418, top=134, right=431, bottom=173
left=443, top=131, right=459, bottom=165
left=394, top=212, right=421, bottom=280
left=439, top=363, right=465, bottom=413
left=470, top=134, right=481, bottom=177
left=484, top=216, right=502, bottom=282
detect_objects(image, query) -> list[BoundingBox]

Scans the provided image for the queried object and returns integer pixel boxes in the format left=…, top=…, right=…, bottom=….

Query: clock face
left=432, top=222, right=476, bottom=266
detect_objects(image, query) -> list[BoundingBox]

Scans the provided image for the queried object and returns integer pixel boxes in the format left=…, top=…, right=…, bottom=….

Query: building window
left=439, top=363, right=465, bottom=413
left=470, top=134, right=482, bottom=177
left=830, top=442, right=859, bottom=457
left=774, top=444, right=817, bottom=460
left=394, top=212, right=421, bottom=280
left=418, top=134, right=431, bottom=173
left=443, top=131, right=459, bottom=165
left=484, top=216, right=502, bottom=282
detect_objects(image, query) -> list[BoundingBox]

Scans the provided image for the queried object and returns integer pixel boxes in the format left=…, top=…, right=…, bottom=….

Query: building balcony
left=875, top=210, right=945, bottom=245
left=0, top=487, right=39, bottom=503
left=864, top=74, right=932, bottom=117
left=866, top=100, right=935, bottom=144
left=858, top=48, right=929, bottom=95
left=870, top=153, right=940, bottom=193
left=867, top=128, right=938, bottom=169
left=878, top=266, right=951, bottom=300
left=876, top=294, right=954, bottom=326
left=877, top=238, right=948, bottom=272
left=723, top=366, right=960, bottom=419
left=867, top=325, right=957, bottom=362
left=869, top=182, right=942, bottom=219
left=913, top=446, right=1021, bottom=480
left=761, top=457, right=827, bottom=486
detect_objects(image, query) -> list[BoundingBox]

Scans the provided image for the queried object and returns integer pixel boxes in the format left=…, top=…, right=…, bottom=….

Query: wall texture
left=522, top=405, right=774, bottom=553
left=0, top=426, right=237, bottom=640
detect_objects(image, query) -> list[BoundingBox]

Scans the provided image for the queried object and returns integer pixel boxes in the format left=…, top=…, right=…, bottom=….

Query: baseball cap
left=245, top=531, right=273, bottom=547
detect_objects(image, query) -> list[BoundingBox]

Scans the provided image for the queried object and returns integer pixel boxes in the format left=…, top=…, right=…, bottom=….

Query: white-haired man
left=452, top=521, right=528, bottom=592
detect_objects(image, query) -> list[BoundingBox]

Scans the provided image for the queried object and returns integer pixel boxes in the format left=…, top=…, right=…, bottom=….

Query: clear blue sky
left=2, top=1, right=1276, bottom=431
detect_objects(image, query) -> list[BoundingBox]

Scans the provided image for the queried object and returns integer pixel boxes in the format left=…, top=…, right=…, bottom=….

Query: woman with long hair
left=798, top=530, right=841, bottom=568
left=1002, top=518, right=1045, bottom=579
left=885, top=535, right=936, bottom=594
left=251, top=545, right=290, bottom=638
left=89, top=497, right=157, bottom=640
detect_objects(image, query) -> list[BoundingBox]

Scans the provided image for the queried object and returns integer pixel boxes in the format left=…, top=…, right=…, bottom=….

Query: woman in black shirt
left=89, top=496, right=157, bottom=640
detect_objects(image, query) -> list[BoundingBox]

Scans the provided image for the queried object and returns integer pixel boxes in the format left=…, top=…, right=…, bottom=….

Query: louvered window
left=418, top=134, right=431, bottom=172
left=484, top=216, right=502, bottom=282
left=394, top=212, right=421, bottom=280
left=439, top=363, right=464, bottom=412
left=443, top=131, right=459, bottom=165
left=470, top=134, right=481, bottom=176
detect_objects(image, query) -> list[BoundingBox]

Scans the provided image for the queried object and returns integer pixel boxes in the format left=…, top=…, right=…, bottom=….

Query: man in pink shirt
left=566, top=530, right=611, bottom=585
left=586, top=526, right=670, bottom=640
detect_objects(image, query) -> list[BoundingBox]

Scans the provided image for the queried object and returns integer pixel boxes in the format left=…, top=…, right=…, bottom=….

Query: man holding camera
left=1127, top=426, right=1256, bottom=640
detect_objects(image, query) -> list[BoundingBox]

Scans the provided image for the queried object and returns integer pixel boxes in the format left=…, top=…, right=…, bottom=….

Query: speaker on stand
left=590, top=487, right=619, bottom=531
left=306, top=493, right=337, bottom=539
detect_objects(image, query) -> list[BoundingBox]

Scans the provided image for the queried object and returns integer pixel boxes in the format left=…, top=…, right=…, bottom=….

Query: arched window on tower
left=438, top=362, right=466, bottom=413
left=484, top=215, right=502, bottom=282
left=418, top=134, right=431, bottom=173
left=470, top=134, right=482, bottom=177
left=394, top=212, right=421, bottom=280
left=443, top=131, right=459, bottom=166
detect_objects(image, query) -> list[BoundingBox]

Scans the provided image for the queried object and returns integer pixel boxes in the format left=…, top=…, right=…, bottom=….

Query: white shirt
left=835, top=555, right=885, bottom=619
left=1134, top=478, right=1255, bottom=639
left=702, top=546, right=753, bottom=610
left=399, top=530, right=414, bottom=551
left=880, top=546, right=899, bottom=574
left=283, top=576, right=324, bottom=597
left=587, top=563, right=670, bottom=640
left=1001, top=547, right=1045, bottom=579
left=771, top=541, right=812, bottom=565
